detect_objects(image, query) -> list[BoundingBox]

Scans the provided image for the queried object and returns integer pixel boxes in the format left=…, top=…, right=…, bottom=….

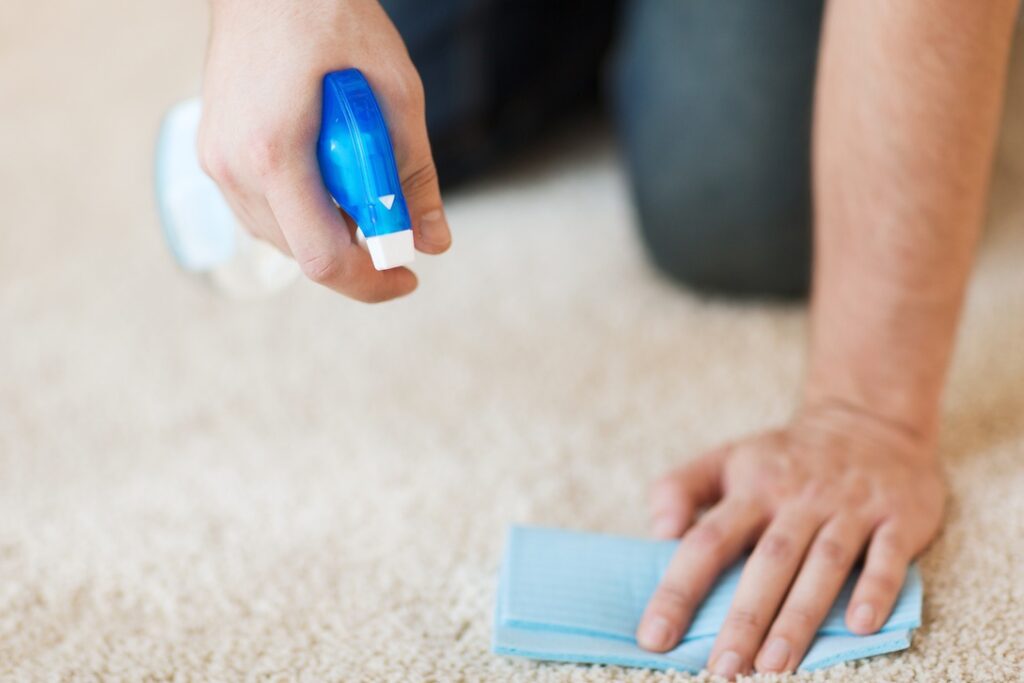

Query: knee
left=608, top=0, right=821, bottom=297
left=633, top=174, right=811, bottom=299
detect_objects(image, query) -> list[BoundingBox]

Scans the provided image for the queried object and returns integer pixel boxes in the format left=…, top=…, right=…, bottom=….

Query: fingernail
left=651, top=516, right=679, bottom=539
left=418, top=209, right=449, bottom=245
left=852, top=603, right=876, bottom=631
left=637, top=616, right=673, bottom=651
left=712, top=650, right=743, bottom=678
left=758, top=637, right=791, bottom=672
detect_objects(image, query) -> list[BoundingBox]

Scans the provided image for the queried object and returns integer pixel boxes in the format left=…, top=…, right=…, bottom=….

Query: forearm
left=807, top=0, right=1019, bottom=440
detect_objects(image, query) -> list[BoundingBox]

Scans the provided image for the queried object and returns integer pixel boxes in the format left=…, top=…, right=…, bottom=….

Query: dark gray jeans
left=382, top=0, right=824, bottom=297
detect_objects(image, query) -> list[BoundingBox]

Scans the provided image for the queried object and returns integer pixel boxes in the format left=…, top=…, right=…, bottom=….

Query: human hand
left=198, top=0, right=451, bottom=302
left=637, top=403, right=946, bottom=678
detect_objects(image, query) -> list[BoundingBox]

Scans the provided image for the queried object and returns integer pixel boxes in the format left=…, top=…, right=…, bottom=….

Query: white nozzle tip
left=366, top=230, right=415, bottom=270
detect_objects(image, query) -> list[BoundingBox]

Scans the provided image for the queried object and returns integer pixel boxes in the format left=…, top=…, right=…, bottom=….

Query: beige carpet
left=2, top=2, right=1023, bottom=681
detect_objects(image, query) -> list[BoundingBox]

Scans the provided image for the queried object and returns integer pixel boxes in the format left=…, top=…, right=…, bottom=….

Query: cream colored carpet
left=2, top=2, right=1023, bottom=681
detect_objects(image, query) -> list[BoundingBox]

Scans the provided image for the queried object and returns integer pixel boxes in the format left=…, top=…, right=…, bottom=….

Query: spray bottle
left=155, top=69, right=414, bottom=296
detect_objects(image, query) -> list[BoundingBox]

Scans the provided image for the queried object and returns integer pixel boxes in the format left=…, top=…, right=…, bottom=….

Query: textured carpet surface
left=2, top=2, right=1023, bottom=681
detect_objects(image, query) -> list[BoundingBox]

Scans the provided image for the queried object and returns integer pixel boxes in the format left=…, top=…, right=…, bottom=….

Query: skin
left=200, top=0, right=451, bottom=303
left=202, top=0, right=1020, bottom=677
left=636, top=0, right=1021, bottom=677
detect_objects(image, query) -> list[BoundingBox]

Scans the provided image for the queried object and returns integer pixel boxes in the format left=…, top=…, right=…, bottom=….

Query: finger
left=707, top=506, right=823, bottom=679
left=223, top=191, right=292, bottom=256
left=846, top=520, right=910, bottom=635
left=636, top=498, right=765, bottom=654
left=373, top=75, right=452, bottom=255
left=266, top=159, right=418, bottom=302
left=199, top=143, right=291, bottom=256
left=649, top=447, right=728, bottom=539
left=754, top=515, right=872, bottom=673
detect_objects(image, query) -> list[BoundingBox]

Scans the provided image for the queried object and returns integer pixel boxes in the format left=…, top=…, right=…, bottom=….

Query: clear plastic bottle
left=155, top=98, right=300, bottom=297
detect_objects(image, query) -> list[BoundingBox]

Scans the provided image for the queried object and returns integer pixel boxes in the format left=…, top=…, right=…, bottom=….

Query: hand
left=637, top=403, right=946, bottom=678
left=198, top=0, right=451, bottom=302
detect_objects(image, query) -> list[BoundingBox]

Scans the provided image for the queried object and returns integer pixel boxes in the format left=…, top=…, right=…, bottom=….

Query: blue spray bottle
left=155, top=69, right=413, bottom=294
left=318, top=69, right=414, bottom=270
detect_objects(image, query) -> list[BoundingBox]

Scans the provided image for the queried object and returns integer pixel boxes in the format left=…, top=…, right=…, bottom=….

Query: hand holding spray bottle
left=155, top=69, right=414, bottom=295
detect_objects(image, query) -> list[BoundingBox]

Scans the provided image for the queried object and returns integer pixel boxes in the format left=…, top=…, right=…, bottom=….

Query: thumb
left=649, top=446, right=728, bottom=539
left=375, top=74, right=452, bottom=255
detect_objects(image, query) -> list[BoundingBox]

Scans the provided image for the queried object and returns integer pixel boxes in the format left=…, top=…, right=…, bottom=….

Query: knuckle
left=778, top=604, right=818, bottom=631
left=725, top=608, right=762, bottom=632
left=813, top=537, right=850, bottom=567
left=731, top=495, right=766, bottom=518
left=800, top=477, right=829, bottom=501
left=875, top=530, right=906, bottom=557
left=249, top=131, right=288, bottom=179
left=757, top=533, right=795, bottom=560
left=842, top=477, right=871, bottom=507
left=298, top=250, right=344, bottom=285
left=401, top=160, right=439, bottom=195
left=687, top=521, right=725, bottom=555
left=653, top=583, right=698, bottom=615
left=862, top=569, right=901, bottom=595
left=391, top=67, right=426, bottom=111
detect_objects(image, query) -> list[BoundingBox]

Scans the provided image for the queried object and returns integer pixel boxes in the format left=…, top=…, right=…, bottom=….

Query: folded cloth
left=493, top=526, right=923, bottom=672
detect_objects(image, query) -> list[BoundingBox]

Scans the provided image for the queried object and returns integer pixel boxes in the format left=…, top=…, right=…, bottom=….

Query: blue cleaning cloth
left=493, top=526, right=922, bottom=672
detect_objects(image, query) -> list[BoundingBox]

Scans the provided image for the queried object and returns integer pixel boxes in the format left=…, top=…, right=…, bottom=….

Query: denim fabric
left=382, top=0, right=619, bottom=185
left=381, top=0, right=823, bottom=297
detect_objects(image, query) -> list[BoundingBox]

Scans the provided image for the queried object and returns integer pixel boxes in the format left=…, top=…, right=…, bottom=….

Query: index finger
left=636, top=498, right=765, bottom=652
left=266, top=159, right=418, bottom=303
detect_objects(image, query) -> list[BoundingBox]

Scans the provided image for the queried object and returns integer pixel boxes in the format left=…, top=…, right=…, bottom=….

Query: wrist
left=796, top=391, right=940, bottom=460
left=802, top=354, right=944, bottom=442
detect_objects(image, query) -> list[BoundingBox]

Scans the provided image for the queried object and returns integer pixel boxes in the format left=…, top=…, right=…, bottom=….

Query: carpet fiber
left=1, top=2, right=1023, bottom=681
